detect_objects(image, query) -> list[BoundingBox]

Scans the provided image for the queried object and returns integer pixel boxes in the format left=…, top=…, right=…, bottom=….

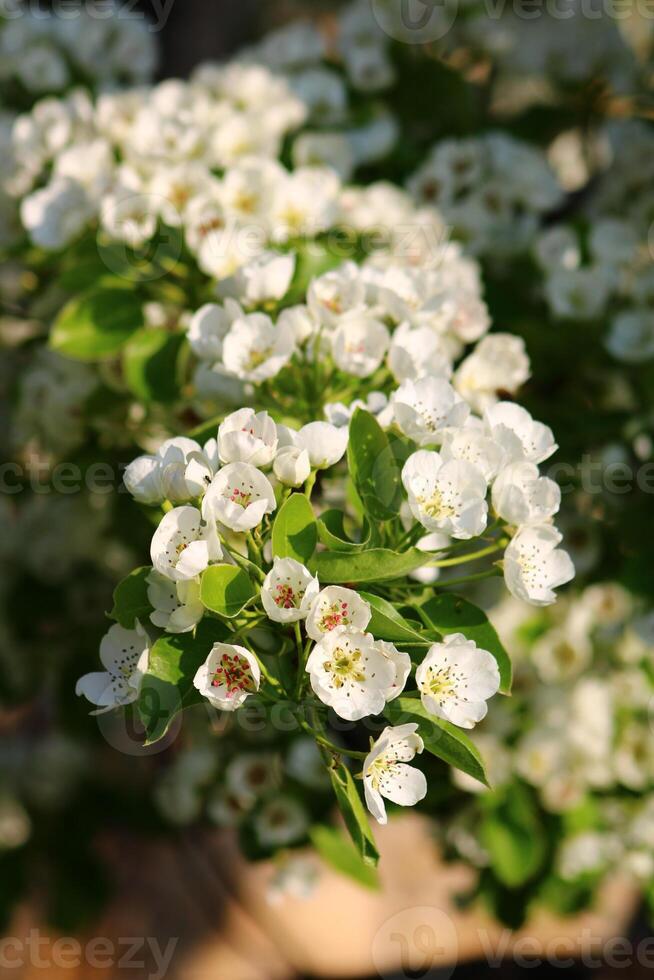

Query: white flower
left=363, top=724, right=426, bottom=825
left=331, top=312, right=390, bottom=378
left=202, top=462, right=276, bottom=532
left=455, top=335, right=530, bottom=412
left=225, top=753, right=280, bottom=805
left=261, top=558, right=319, bottom=624
left=254, top=797, right=309, bottom=847
left=606, top=310, right=654, bottom=364
left=188, top=302, right=239, bottom=362
left=224, top=250, right=296, bottom=305
left=277, top=304, right=319, bottom=345
left=440, top=422, right=505, bottom=482
left=269, top=167, right=340, bottom=242
left=156, top=437, right=218, bottom=504
left=387, top=324, right=452, bottom=383
left=492, top=462, right=561, bottom=527
left=123, top=454, right=164, bottom=505
left=484, top=402, right=557, bottom=464
left=533, top=226, right=580, bottom=272
left=402, top=450, right=488, bottom=539
left=307, top=262, right=366, bottom=327
left=504, top=524, right=575, bottom=606
left=273, top=446, right=311, bottom=487
left=222, top=313, right=295, bottom=382
left=193, top=642, right=261, bottom=711
left=147, top=571, right=204, bottom=634
left=150, top=506, right=222, bottom=582
left=218, top=408, right=278, bottom=467
left=293, top=131, right=354, bottom=180
left=296, top=421, right=348, bottom=469
left=416, top=633, right=500, bottom=729
left=21, top=176, right=92, bottom=249
left=392, top=377, right=469, bottom=446
left=75, top=622, right=149, bottom=715
left=306, top=586, right=371, bottom=641
left=376, top=640, right=412, bottom=702
left=305, top=628, right=397, bottom=720
left=545, top=267, right=611, bottom=320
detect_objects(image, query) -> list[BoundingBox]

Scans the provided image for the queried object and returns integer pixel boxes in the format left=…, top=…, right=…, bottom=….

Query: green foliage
left=50, top=284, right=144, bottom=360
left=123, top=328, right=185, bottom=403
left=313, top=547, right=428, bottom=583
left=310, top=825, right=379, bottom=890
left=361, top=592, right=428, bottom=646
left=420, top=594, right=512, bottom=694
left=200, top=564, right=257, bottom=618
left=480, top=783, right=548, bottom=888
left=272, top=493, right=318, bottom=564
left=348, top=408, right=402, bottom=521
left=385, top=695, right=489, bottom=787
left=328, top=761, right=379, bottom=868
left=110, top=566, right=152, bottom=629
left=317, top=509, right=371, bottom=552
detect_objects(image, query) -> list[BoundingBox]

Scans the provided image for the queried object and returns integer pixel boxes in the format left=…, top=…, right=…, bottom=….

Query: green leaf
left=312, top=548, right=428, bottom=584
left=360, top=592, right=428, bottom=645
left=348, top=409, right=401, bottom=521
left=272, top=493, right=318, bottom=565
left=317, top=509, right=370, bottom=553
left=138, top=620, right=228, bottom=745
left=122, top=328, right=185, bottom=403
left=384, top=696, right=489, bottom=787
left=328, top=762, right=379, bottom=868
left=200, top=564, right=257, bottom=618
left=481, top=784, right=547, bottom=887
left=50, top=286, right=144, bottom=360
left=310, top=825, right=379, bottom=890
left=110, top=567, right=152, bottom=629
left=420, top=594, right=512, bottom=695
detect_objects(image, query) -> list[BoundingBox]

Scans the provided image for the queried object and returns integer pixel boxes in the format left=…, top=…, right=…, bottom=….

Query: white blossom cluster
left=0, top=0, right=157, bottom=96
left=408, top=133, right=562, bottom=256
left=5, top=65, right=308, bottom=251
left=446, top=584, right=654, bottom=885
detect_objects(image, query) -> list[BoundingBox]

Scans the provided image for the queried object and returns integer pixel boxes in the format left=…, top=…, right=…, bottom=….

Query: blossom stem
left=299, top=721, right=368, bottom=760
left=304, top=471, right=317, bottom=499
left=437, top=568, right=502, bottom=588
left=431, top=541, right=506, bottom=568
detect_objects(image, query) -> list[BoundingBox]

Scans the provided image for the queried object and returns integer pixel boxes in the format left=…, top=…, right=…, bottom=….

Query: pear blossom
left=454, top=334, right=531, bottom=412
left=223, top=249, right=296, bottom=305
left=273, top=445, right=312, bottom=487
left=363, top=724, right=427, bottom=825
left=222, top=313, right=295, bottom=383
left=492, top=462, right=561, bottom=527
left=305, top=628, right=397, bottom=720
left=147, top=571, right=204, bottom=634
left=188, top=302, right=239, bottom=362
left=277, top=305, right=319, bottom=345
left=21, top=176, right=92, bottom=249
left=150, top=506, right=222, bottom=582
left=254, top=797, right=309, bottom=847
left=307, top=262, right=366, bottom=327
left=261, top=558, right=320, bottom=624
left=75, top=622, right=149, bottom=715
left=296, top=421, right=348, bottom=470
left=202, top=462, right=276, bottom=532
left=416, top=633, right=500, bottom=729
left=156, top=437, right=218, bottom=504
left=440, top=422, right=505, bottom=482
left=218, top=408, right=278, bottom=467
left=193, top=642, right=261, bottom=711
left=504, top=524, right=575, bottom=606
left=376, top=640, right=412, bottom=702
left=306, top=586, right=371, bottom=641
left=331, top=312, right=390, bottom=377
left=269, top=167, right=339, bottom=242
left=484, top=402, right=557, bottom=465
left=402, top=450, right=488, bottom=539
left=387, top=324, right=452, bottom=383
left=122, top=454, right=164, bottom=505
left=392, top=377, right=470, bottom=446
left=606, top=311, right=654, bottom=364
